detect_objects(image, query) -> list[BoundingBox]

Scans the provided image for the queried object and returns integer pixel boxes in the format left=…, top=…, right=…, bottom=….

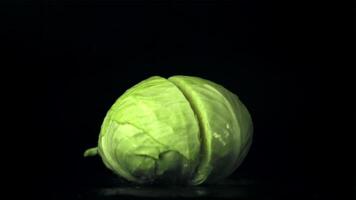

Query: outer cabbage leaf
left=168, top=75, right=253, bottom=185
left=97, top=76, right=201, bottom=184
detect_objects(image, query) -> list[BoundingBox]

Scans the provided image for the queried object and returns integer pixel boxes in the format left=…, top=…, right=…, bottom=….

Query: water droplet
left=212, top=132, right=226, bottom=146
left=226, top=123, right=230, bottom=129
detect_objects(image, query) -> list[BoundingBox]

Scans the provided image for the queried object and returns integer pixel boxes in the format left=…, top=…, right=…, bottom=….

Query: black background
left=3, top=0, right=354, bottom=199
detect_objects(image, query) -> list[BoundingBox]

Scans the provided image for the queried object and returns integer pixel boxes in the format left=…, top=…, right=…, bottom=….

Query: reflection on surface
left=75, top=175, right=315, bottom=199
left=97, top=184, right=249, bottom=198
left=80, top=179, right=263, bottom=199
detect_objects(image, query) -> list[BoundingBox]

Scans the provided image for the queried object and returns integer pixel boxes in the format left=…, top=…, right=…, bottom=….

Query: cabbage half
left=84, top=75, right=253, bottom=185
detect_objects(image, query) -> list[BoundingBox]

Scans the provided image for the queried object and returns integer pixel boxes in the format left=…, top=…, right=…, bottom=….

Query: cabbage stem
left=84, top=147, right=98, bottom=157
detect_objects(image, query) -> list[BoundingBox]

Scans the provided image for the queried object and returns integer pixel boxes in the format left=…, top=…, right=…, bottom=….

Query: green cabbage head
left=84, top=75, right=253, bottom=185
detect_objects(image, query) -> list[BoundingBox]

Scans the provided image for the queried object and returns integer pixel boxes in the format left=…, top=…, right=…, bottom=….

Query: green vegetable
left=84, top=75, right=253, bottom=185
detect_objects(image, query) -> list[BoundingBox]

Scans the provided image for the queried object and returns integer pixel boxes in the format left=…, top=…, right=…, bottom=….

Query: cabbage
left=84, top=75, right=253, bottom=185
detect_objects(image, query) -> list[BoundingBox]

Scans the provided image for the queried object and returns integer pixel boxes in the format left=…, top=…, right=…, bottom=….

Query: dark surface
left=76, top=179, right=313, bottom=200
left=2, top=0, right=354, bottom=199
